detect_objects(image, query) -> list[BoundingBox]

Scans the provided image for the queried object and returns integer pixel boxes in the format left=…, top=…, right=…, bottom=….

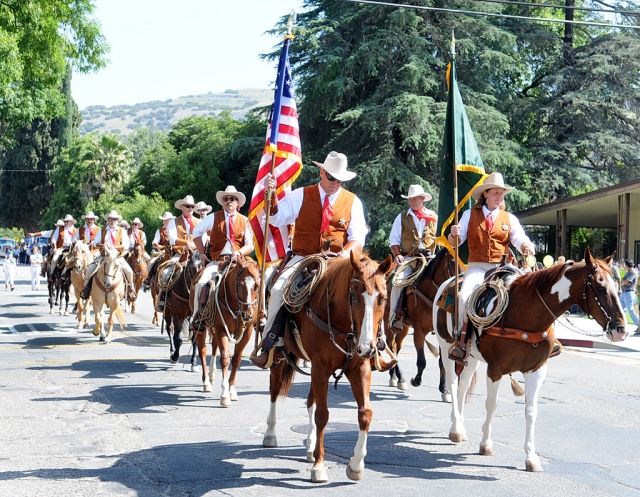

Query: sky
left=72, top=0, right=306, bottom=109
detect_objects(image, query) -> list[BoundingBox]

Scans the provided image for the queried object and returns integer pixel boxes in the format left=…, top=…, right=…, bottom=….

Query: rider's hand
left=264, top=173, right=276, bottom=190
left=201, top=254, right=210, bottom=265
left=394, top=254, right=405, bottom=265
left=231, top=251, right=240, bottom=261
left=186, top=241, right=197, bottom=252
left=450, top=225, right=460, bottom=237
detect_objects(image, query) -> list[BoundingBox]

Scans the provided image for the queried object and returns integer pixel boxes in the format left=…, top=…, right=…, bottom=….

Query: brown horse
left=67, top=240, right=94, bottom=328
left=385, top=248, right=455, bottom=395
left=263, top=251, right=393, bottom=483
left=433, top=247, right=627, bottom=472
left=192, top=256, right=260, bottom=406
left=125, top=240, right=148, bottom=314
left=90, top=247, right=126, bottom=343
left=148, top=245, right=172, bottom=326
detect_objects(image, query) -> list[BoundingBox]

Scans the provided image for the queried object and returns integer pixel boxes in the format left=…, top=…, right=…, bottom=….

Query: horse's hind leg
left=196, top=331, right=211, bottom=392
left=208, top=335, right=217, bottom=386
left=344, top=362, right=372, bottom=482
left=218, top=335, right=231, bottom=407
left=522, top=363, right=547, bottom=472
left=263, top=361, right=286, bottom=448
left=63, top=288, right=70, bottom=316
left=309, top=368, right=331, bottom=483
left=439, top=355, right=452, bottom=402
left=410, top=323, right=428, bottom=387
left=228, top=324, right=252, bottom=402
left=170, top=315, right=182, bottom=363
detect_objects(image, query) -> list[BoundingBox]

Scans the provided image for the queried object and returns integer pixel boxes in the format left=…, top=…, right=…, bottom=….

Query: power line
left=340, top=0, right=640, bottom=29
left=470, top=0, right=640, bottom=16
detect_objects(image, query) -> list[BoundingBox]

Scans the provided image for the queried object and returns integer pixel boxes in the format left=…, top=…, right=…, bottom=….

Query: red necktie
left=320, top=195, right=333, bottom=234
left=228, top=215, right=235, bottom=239
left=184, top=215, right=195, bottom=232
left=485, top=213, right=494, bottom=232
left=110, top=229, right=116, bottom=245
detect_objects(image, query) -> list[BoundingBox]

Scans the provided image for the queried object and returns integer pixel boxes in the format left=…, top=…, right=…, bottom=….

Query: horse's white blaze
left=605, top=273, right=626, bottom=318
left=550, top=274, right=572, bottom=303
left=358, top=291, right=378, bottom=354
left=243, top=276, right=256, bottom=303
left=349, top=430, right=368, bottom=473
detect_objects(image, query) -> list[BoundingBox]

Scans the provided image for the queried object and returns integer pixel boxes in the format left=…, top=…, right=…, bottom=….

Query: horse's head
left=348, top=251, right=393, bottom=359
left=234, top=256, right=260, bottom=322
left=189, top=250, right=203, bottom=276
left=579, top=247, right=628, bottom=342
left=102, top=247, right=120, bottom=290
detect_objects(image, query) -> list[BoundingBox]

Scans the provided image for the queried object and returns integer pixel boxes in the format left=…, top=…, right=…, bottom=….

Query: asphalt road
left=1, top=264, right=640, bottom=496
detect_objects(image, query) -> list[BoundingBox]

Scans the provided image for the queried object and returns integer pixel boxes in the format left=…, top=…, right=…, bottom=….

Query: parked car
left=0, top=238, right=16, bottom=258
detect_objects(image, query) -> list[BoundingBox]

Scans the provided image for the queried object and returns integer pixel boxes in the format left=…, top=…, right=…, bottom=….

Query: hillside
left=79, top=88, right=273, bottom=136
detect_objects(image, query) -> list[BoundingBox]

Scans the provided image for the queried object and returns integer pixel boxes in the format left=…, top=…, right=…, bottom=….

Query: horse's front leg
left=92, top=302, right=103, bottom=338
left=523, top=363, right=547, bottom=472
left=310, top=368, right=330, bottom=483
left=263, top=360, right=287, bottom=448
left=410, top=323, right=427, bottom=388
left=479, top=369, right=502, bottom=456
left=104, top=302, right=115, bottom=344
left=196, top=331, right=211, bottom=392
left=63, top=288, right=70, bottom=316
left=170, top=314, right=182, bottom=363
left=228, top=323, right=253, bottom=402
left=208, top=333, right=218, bottom=387
left=218, top=334, right=231, bottom=407
left=305, top=388, right=317, bottom=463
left=437, top=332, right=468, bottom=442
left=344, top=361, right=373, bottom=481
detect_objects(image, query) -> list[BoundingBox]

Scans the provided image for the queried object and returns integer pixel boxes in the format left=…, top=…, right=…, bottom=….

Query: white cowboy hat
left=119, top=220, right=131, bottom=229
left=195, top=201, right=212, bottom=215
left=81, top=211, right=99, bottom=220
left=159, top=212, right=176, bottom=221
left=471, top=172, right=514, bottom=200
left=216, top=186, right=246, bottom=208
left=312, top=151, right=357, bottom=182
left=401, top=184, right=432, bottom=201
left=62, top=214, right=77, bottom=224
left=174, top=195, right=196, bottom=209
left=55, top=219, right=64, bottom=227
left=131, top=217, right=144, bottom=228
left=103, top=210, right=123, bottom=222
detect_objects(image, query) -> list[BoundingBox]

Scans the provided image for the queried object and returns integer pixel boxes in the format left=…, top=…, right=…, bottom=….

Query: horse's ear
left=604, top=254, right=614, bottom=265
left=584, top=246, right=595, bottom=268
left=377, top=254, right=393, bottom=276
left=349, top=250, right=365, bottom=273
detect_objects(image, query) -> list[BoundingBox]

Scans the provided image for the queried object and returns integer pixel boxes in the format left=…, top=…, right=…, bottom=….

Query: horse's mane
left=316, top=251, right=378, bottom=304
left=508, top=258, right=611, bottom=292
left=422, top=247, right=451, bottom=282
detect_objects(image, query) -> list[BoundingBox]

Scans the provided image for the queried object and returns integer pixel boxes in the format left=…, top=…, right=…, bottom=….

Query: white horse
left=67, top=240, right=94, bottom=328
left=91, top=247, right=126, bottom=344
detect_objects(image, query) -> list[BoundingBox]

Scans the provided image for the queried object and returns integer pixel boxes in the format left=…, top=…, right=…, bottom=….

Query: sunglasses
left=133, top=223, right=140, bottom=226
left=223, top=196, right=238, bottom=202
left=198, top=209, right=207, bottom=213
left=184, top=205, right=195, bottom=209
left=325, top=172, right=342, bottom=183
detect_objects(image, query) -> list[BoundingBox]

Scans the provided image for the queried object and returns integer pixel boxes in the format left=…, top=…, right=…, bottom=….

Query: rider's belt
left=217, top=255, right=232, bottom=261
left=623, top=289, right=635, bottom=293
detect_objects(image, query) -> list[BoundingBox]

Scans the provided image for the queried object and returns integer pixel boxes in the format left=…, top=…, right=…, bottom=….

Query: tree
left=58, top=63, right=82, bottom=153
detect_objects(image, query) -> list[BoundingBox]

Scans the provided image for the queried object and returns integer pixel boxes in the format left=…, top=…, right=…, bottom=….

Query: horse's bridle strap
left=96, top=277, right=121, bottom=294
left=485, top=325, right=555, bottom=344
left=305, top=304, right=351, bottom=340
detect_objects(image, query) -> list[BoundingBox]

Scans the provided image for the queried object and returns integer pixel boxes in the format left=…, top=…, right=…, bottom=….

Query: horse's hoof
left=262, top=435, right=277, bottom=447
left=410, top=377, right=421, bottom=387
left=346, top=460, right=363, bottom=481
left=93, top=329, right=100, bottom=336
left=306, top=451, right=315, bottom=463
left=479, top=445, right=494, bottom=456
left=170, top=358, right=178, bottom=364
left=230, top=391, right=238, bottom=402
left=49, top=310, right=53, bottom=314
left=99, top=335, right=105, bottom=342
left=397, top=381, right=408, bottom=391
left=441, top=391, right=452, bottom=403
left=84, top=323, right=90, bottom=329
left=526, top=459, right=543, bottom=472
left=449, top=432, right=465, bottom=443
left=190, top=364, right=200, bottom=373
left=203, top=382, right=212, bottom=393
left=310, top=466, right=328, bottom=483
left=388, top=378, right=398, bottom=387
left=220, top=396, right=231, bottom=407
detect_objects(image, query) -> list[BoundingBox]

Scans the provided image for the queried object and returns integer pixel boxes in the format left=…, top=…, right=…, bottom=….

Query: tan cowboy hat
left=471, top=172, right=514, bottom=200
left=81, top=211, right=99, bottom=220
left=55, top=219, right=64, bottom=227
left=174, top=195, right=196, bottom=209
left=62, top=214, right=77, bottom=224
left=119, top=220, right=130, bottom=229
left=195, top=201, right=212, bottom=215
left=216, top=186, right=246, bottom=208
left=159, top=212, right=176, bottom=221
left=312, top=151, right=356, bottom=182
left=104, top=210, right=123, bottom=222
left=401, top=184, right=432, bottom=201
left=131, top=217, right=144, bottom=228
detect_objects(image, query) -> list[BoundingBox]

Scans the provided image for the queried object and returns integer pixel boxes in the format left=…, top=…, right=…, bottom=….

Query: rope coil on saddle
left=391, top=254, right=428, bottom=288
left=158, top=263, right=184, bottom=293
left=466, top=279, right=510, bottom=331
left=282, top=255, right=328, bottom=313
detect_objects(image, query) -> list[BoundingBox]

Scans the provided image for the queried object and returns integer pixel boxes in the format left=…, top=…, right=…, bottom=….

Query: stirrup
left=250, top=348, right=276, bottom=369
left=448, top=344, right=468, bottom=365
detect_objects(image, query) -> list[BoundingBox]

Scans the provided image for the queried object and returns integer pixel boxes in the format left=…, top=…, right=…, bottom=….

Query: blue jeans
left=620, top=291, right=639, bottom=326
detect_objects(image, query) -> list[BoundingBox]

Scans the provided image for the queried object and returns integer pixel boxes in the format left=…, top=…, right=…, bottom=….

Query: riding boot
left=80, top=275, right=94, bottom=300
left=155, top=290, right=165, bottom=312
left=126, top=282, right=137, bottom=301
left=250, top=306, right=288, bottom=369
left=448, top=321, right=469, bottom=364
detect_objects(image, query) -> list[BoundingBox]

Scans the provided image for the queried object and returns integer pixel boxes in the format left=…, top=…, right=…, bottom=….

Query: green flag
left=436, top=56, right=486, bottom=265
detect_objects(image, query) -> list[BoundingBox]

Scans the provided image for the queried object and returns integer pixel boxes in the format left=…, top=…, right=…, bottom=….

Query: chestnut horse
left=67, top=240, right=94, bottom=328
left=263, top=251, right=393, bottom=483
left=433, top=247, right=628, bottom=472
left=125, top=240, right=148, bottom=314
left=149, top=245, right=172, bottom=326
left=385, top=248, right=454, bottom=396
left=192, top=256, right=260, bottom=406
left=90, top=247, right=126, bottom=343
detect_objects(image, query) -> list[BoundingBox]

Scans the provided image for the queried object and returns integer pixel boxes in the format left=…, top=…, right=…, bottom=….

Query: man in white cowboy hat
left=251, top=151, right=367, bottom=368
left=80, top=211, right=101, bottom=247
left=195, top=201, right=212, bottom=219
left=80, top=210, right=136, bottom=301
left=189, top=186, right=254, bottom=329
left=29, top=219, right=65, bottom=275
left=128, top=217, right=150, bottom=261
left=143, top=212, right=176, bottom=292
left=447, top=172, right=535, bottom=361
left=31, top=215, right=78, bottom=250
left=388, top=184, right=438, bottom=330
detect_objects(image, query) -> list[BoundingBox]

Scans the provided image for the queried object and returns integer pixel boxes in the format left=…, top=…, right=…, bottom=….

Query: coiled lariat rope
left=283, top=255, right=328, bottom=313
left=466, top=279, right=510, bottom=332
left=391, top=254, right=428, bottom=288
left=158, top=263, right=184, bottom=293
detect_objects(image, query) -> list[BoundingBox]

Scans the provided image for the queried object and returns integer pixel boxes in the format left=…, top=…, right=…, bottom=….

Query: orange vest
left=56, top=227, right=76, bottom=248
left=207, top=210, right=247, bottom=260
left=173, top=215, right=200, bottom=254
left=400, top=211, right=436, bottom=256
left=293, top=186, right=355, bottom=256
left=467, top=204, right=512, bottom=263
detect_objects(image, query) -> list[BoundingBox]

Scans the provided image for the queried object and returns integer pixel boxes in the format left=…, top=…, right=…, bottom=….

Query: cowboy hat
left=195, top=201, right=212, bottom=215
left=174, top=195, right=196, bottom=209
left=62, top=214, right=77, bottom=224
left=159, top=212, right=176, bottom=221
left=131, top=217, right=144, bottom=228
left=312, top=151, right=356, bottom=182
left=119, top=220, right=130, bottom=229
left=216, top=186, right=246, bottom=208
left=401, top=184, right=432, bottom=201
left=471, top=173, right=514, bottom=200
left=81, top=211, right=99, bottom=220
left=55, top=219, right=64, bottom=227
left=103, top=210, right=123, bottom=222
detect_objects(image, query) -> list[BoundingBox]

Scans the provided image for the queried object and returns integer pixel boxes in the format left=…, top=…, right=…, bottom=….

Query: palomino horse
left=67, top=240, right=94, bottom=328
left=91, top=247, right=126, bottom=343
left=264, top=251, right=393, bottom=483
left=192, top=256, right=260, bottom=406
left=385, top=248, right=454, bottom=395
left=125, top=240, right=148, bottom=314
left=433, top=247, right=628, bottom=472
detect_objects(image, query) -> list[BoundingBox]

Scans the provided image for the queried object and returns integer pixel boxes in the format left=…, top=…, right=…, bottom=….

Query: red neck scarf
left=228, top=214, right=235, bottom=239
left=320, top=195, right=333, bottom=234
left=184, top=215, right=195, bottom=231
left=412, top=208, right=436, bottom=223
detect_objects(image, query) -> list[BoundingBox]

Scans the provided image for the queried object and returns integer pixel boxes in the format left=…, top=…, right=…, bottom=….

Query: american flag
left=248, top=34, right=302, bottom=265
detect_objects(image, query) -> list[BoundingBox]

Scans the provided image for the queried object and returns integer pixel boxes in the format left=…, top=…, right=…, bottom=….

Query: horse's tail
left=509, top=373, right=525, bottom=397
left=279, top=360, right=297, bottom=398
left=464, top=371, right=478, bottom=404
left=425, top=336, right=439, bottom=357
left=114, top=304, right=127, bottom=330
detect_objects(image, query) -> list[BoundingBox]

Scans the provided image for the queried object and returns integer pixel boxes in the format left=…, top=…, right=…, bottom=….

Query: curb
left=558, top=337, right=639, bottom=352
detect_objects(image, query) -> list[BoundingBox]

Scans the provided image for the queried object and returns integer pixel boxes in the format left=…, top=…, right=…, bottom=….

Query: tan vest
left=56, top=226, right=76, bottom=248
left=173, top=215, right=200, bottom=254
left=400, top=211, right=436, bottom=256
left=99, top=227, right=124, bottom=256
left=293, top=186, right=355, bottom=256
left=83, top=225, right=99, bottom=244
left=207, top=210, right=248, bottom=260
left=467, top=204, right=512, bottom=263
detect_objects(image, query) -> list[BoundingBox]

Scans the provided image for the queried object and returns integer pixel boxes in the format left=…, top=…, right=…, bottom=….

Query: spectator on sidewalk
left=611, top=260, right=622, bottom=295
left=4, top=252, right=17, bottom=291
left=620, top=259, right=639, bottom=333
left=30, top=246, right=43, bottom=291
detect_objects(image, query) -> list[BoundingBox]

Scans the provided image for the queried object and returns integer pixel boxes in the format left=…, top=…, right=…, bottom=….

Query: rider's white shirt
left=388, top=208, right=436, bottom=249
left=51, top=226, right=78, bottom=247
left=92, top=226, right=130, bottom=250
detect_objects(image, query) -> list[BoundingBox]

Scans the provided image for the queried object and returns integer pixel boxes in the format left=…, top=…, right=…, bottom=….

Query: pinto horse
left=263, top=251, right=393, bottom=483
left=125, top=240, right=148, bottom=314
left=67, top=240, right=94, bottom=328
left=385, top=248, right=455, bottom=395
left=192, top=256, right=260, bottom=406
left=433, top=247, right=628, bottom=472
left=90, top=247, right=126, bottom=343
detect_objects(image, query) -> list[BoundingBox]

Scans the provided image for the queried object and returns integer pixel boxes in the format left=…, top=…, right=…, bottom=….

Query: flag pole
left=450, top=31, right=460, bottom=337
left=254, top=10, right=296, bottom=351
